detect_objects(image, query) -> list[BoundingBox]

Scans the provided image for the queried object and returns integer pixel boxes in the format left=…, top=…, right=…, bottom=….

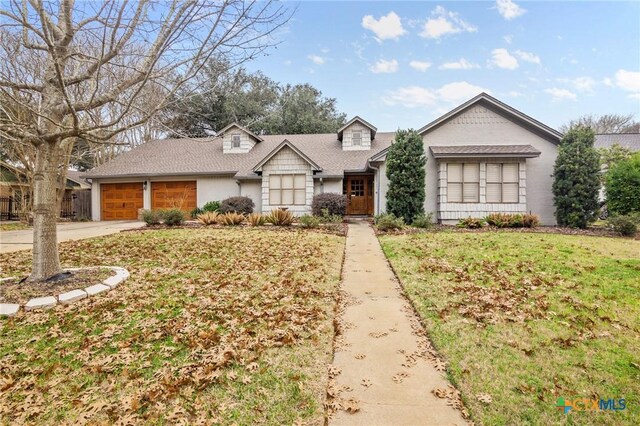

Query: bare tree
left=560, top=113, right=640, bottom=134
left=0, top=0, right=289, bottom=281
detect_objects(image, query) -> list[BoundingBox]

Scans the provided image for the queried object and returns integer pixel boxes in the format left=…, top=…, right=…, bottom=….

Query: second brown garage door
left=151, top=181, right=197, bottom=212
left=101, top=183, right=143, bottom=220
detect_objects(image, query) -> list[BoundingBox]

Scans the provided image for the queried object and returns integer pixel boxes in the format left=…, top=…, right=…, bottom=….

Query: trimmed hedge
left=219, top=196, right=254, bottom=215
left=311, top=193, right=346, bottom=216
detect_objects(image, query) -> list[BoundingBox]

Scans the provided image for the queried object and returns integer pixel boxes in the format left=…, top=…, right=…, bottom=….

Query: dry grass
left=380, top=231, right=640, bottom=426
left=0, top=222, right=30, bottom=232
left=0, top=227, right=344, bottom=424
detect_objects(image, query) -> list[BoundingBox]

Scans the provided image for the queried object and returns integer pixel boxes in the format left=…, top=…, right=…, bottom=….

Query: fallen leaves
left=0, top=228, right=345, bottom=424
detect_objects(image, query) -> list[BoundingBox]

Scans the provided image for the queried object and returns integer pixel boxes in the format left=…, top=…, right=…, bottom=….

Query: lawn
left=380, top=231, right=639, bottom=426
left=0, top=227, right=344, bottom=424
left=0, top=222, right=30, bottom=232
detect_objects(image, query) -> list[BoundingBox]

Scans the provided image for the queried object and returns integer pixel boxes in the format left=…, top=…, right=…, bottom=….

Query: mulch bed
left=125, top=221, right=348, bottom=236
left=0, top=268, right=116, bottom=304
left=377, top=225, right=638, bottom=239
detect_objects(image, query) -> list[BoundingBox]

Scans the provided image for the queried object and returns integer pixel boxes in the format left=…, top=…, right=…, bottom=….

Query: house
left=594, top=133, right=640, bottom=153
left=83, top=93, right=563, bottom=224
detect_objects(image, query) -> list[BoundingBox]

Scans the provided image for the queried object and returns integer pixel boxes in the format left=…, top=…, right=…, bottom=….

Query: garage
left=151, top=181, right=197, bottom=213
left=101, top=183, right=143, bottom=220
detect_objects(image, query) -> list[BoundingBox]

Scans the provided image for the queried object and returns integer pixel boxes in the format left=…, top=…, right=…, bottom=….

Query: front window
left=269, top=174, right=306, bottom=205
left=231, top=133, right=241, bottom=148
left=447, top=163, right=479, bottom=203
left=352, top=131, right=362, bottom=146
left=486, top=163, right=519, bottom=203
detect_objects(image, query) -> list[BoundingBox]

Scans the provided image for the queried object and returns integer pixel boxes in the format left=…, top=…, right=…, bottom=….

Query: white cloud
left=506, top=90, right=524, bottom=97
left=370, top=58, right=399, bottom=74
left=514, top=50, right=540, bottom=64
left=383, top=81, right=488, bottom=107
left=283, top=60, right=292, bottom=66
left=558, top=76, right=596, bottom=93
left=362, top=11, right=406, bottom=41
left=603, top=77, right=614, bottom=87
left=420, top=6, right=477, bottom=39
left=503, top=34, right=513, bottom=44
left=490, top=48, right=519, bottom=70
left=437, top=81, right=488, bottom=102
left=614, top=69, right=640, bottom=94
left=496, top=0, right=526, bottom=20
left=439, top=58, right=479, bottom=70
left=308, top=54, right=325, bottom=65
left=544, top=88, right=577, bottom=102
left=409, top=60, right=432, bottom=72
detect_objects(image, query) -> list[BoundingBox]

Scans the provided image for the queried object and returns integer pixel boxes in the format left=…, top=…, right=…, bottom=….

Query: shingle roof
left=66, top=170, right=91, bottom=188
left=430, top=144, right=541, bottom=158
left=83, top=132, right=396, bottom=179
left=594, top=133, right=640, bottom=152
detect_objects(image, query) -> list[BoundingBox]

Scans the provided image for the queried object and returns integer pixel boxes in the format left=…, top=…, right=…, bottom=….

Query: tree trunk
left=29, top=141, right=62, bottom=281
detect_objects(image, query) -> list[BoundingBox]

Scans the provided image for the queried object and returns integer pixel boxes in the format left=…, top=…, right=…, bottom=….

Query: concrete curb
left=0, top=266, right=130, bottom=317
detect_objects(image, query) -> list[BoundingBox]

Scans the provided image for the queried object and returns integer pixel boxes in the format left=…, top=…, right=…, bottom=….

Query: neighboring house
left=83, top=93, right=563, bottom=224
left=594, top=133, right=640, bottom=153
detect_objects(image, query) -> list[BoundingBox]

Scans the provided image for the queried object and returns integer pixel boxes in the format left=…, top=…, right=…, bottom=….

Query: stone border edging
left=0, top=266, right=130, bottom=317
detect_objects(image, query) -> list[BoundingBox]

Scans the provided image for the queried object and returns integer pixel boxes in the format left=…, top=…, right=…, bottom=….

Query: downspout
left=235, top=179, right=241, bottom=196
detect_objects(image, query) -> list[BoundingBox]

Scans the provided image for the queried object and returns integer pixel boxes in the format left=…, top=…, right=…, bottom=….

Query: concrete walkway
left=0, top=221, right=145, bottom=253
left=330, top=221, right=467, bottom=425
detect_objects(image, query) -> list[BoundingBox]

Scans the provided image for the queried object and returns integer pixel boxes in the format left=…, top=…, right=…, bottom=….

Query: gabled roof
left=66, top=170, right=92, bottom=188
left=253, top=139, right=323, bottom=172
left=594, top=133, right=640, bottom=152
left=338, top=116, right=377, bottom=141
left=219, top=122, right=264, bottom=143
left=418, top=93, right=563, bottom=143
left=430, top=145, right=541, bottom=158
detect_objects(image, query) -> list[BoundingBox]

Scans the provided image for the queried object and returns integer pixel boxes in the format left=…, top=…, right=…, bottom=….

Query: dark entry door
left=345, top=175, right=374, bottom=215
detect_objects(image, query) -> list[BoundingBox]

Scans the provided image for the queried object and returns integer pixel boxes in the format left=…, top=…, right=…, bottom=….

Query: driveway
left=0, top=221, right=145, bottom=253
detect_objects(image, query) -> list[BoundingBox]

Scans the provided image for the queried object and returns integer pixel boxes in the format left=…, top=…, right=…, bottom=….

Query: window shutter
left=486, top=183, right=501, bottom=203
left=294, top=174, right=306, bottom=189
left=502, top=163, right=519, bottom=182
left=486, top=164, right=501, bottom=183
left=463, top=183, right=479, bottom=202
left=447, top=164, right=462, bottom=182
left=463, top=164, right=479, bottom=182
left=503, top=183, right=519, bottom=203
left=447, top=183, right=462, bottom=203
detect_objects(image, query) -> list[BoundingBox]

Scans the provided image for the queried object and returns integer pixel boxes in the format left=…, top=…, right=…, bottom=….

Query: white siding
left=222, top=126, right=257, bottom=154
left=197, top=176, right=239, bottom=205
left=314, top=178, right=343, bottom=195
left=240, top=180, right=262, bottom=212
left=376, top=162, right=389, bottom=215
left=342, top=122, right=372, bottom=151
left=261, top=146, right=314, bottom=215
left=422, top=104, right=558, bottom=225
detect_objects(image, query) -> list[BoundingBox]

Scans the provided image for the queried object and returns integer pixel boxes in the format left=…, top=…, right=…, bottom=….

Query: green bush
left=552, top=127, right=601, bottom=228
left=457, top=217, right=485, bottom=229
left=311, top=193, right=346, bottom=216
left=607, top=215, right=638, bottom=237
left=190, top=207, right=204, bottom=218
left=411, top=212, right=433, bottom=228
left=219, top=196, right=254, bottom=215
left=161, top=208, right=185, bottom=226
left=485, top=213, right=510, bottom=228
left=202, top=201, right=221, bottom=213
left=142, top=209, right=162, bottom=226
left=375, top=213, right=404, bottom=231
left=386, top=129, right=426, bottom=224
left=299, top=214, right=321, bottom=228
left=485, top=213, right=540, bottom=228
left=605, top=152, right=640, bottom=216
left=318, top=208, right=343, bottom=223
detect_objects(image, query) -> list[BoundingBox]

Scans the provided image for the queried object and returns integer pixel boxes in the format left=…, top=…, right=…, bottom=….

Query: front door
left=345, top=175, right=374, bottom=215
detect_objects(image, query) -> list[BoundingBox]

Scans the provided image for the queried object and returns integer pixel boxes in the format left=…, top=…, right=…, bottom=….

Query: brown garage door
left=101, top=183, right=143, bottom=220
left=151, top=181, right=197, bottom=212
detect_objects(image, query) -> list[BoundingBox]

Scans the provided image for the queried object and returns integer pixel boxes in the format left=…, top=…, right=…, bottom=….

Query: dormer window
left=232, top=133, right=241, bottom=148
left=352, top=131, right=362, bottom=146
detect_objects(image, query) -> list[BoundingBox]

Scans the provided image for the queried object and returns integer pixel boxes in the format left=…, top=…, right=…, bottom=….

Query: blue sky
left=244, top=1, right=640, bottom=132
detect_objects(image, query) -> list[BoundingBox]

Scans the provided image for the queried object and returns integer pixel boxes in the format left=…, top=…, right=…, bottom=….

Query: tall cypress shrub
left=552, top=127, right=601, bottom=228
left=385, top=129, right=426, bottom=224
